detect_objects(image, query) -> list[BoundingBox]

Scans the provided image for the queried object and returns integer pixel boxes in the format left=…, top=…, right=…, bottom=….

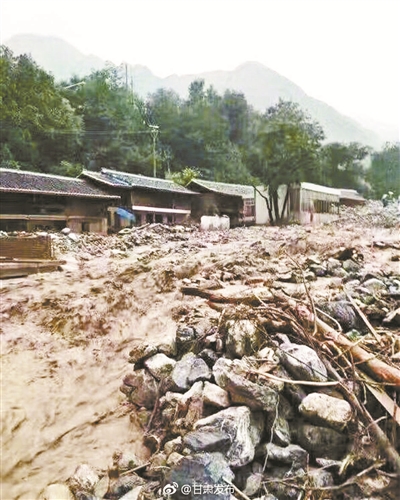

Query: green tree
left=65, top=65, right=149, bottom=173
left=168, top=166, right=200, bottom=186
left=367, top=142, right=400, bottom=199
left=0, top=46, right=83, bottom=171
left=320, top=142, right=370, bottom=190
left=251, top=100, right=325, bottom=223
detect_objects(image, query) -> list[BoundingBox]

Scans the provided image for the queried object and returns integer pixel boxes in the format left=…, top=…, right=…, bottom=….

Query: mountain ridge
left=3, top=34, right=392, bottom=148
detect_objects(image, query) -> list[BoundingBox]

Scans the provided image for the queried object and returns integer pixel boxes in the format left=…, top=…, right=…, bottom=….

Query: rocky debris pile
left=39, top=281, right=400, bottom=500
left=51, top=224, right=197, bottom=258
left=332, top=201, right=400, bottom=229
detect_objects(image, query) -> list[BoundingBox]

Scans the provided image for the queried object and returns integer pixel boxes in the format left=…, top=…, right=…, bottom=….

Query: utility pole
left=149, top=125, right=159, bottom=177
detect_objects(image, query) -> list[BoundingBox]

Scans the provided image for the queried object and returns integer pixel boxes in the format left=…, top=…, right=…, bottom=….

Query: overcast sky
left=1, top=0, right=399, bottom=130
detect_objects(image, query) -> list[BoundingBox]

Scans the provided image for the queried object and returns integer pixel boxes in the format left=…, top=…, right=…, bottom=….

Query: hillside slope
left=4, top=34, right=384, bottom=147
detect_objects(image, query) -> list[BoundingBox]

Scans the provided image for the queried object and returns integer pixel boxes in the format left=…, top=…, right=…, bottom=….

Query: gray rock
left=128, top=344, right=158, bottom=364
left=74, top=492, right=98, bottom=500
left=279, top=343, right=328, bottom=382
left=168, top=352, right=196, bottom=391
left=299, top=392, right=353, bottom=431
left=166, top=452, right=234, bottom=500
left=118, top=486, right=145, bottom=500
left=225, top=319, right=262, bottom=358
left=270, top=414, right=291, bottom=447
left=166, top=452, right=185, bottom=467
left=318, top=300, right=359, bottom=332
left=202, top=381, right=230, bottom=408
left=362, top=278, right=387, bottom=294
left=157, top=337, right=177, bottom=357
left=295, top=422, right=348, bottom=460
left=67, top=232, right=79, bottom=242
left=194, top=406, right=264, bottom=467
left=213, top=357, right=279, bottom=411
left=112, top=450, right=140, bottom=471
left=198, top=348, right=219, bottom=367
left=123, top=369, right=158, bottom=409
left=183, top=427, right=231, bottom=452
left=105, top=474, right=146, bottom=498
left=176, top=325, right=198, bottom=354
left=67, top=464, right=99, bottom=494
left=243, top=472, right=263, bottom=496
left=38, top=484, right=74, bottom=500
left=164, top=436, right=183, bottom=456
left=144, top=353, right=176, bottom=380
left=168, top=353, right=212, bottom=391
left=309, top=264, right=327, bottom=277
left=308, top=469, right=334, bottom=488
left=256, top=443, right=308, bottom=470
left=342, top=259, right=361, bottom=273
left=325, top=258, right=342, bottom=274
left=187, top=357, right=212, bottom=385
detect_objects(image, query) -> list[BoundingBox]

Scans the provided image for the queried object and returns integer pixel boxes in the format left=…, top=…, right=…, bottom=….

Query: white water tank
left=200, top=215, right=230, bottom=231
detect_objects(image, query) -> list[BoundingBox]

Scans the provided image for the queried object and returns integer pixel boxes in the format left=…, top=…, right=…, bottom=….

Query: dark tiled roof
left=339, top=189, right=366, bottom=202
left=188, top=179, right=254, bottom=199
left=0, top=168, right=120, bottom=199
left=81, top=169, right=197, bottom=195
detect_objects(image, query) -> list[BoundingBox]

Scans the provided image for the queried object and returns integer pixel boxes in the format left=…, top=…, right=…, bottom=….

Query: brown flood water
left=0, top=254, right=179, bottom=500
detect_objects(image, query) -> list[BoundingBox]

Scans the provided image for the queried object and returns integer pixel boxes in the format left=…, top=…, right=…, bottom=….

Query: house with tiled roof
left=186, top=178, right=256, bottom=226
left=81, top=169, right=197, bottom=227
left=339, top=188, right=366, bottom=206
left=0, top=168, right=120, bottom=233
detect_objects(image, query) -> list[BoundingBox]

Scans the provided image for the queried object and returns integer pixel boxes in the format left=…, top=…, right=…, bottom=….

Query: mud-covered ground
left=1, top=204, right=399, bottom=500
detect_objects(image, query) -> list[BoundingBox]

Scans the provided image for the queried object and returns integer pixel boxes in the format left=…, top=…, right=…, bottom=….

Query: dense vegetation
left=1, top=47, right=399, bottom=205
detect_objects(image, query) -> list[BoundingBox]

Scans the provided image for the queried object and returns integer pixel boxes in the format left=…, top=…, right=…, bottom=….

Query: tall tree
left=0, top=46, right=82, bottom=171
left=251, top=100, right=324, bottom=223
left=367, top=142, right=400, bottom=199
left=65, top=66, right=149, bottom=173
left=320, top=142, right=370, bottom=190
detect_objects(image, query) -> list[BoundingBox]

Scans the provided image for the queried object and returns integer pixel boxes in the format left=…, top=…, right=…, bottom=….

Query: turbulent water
left=0, top=253, right=179, bottom=500
left=1, top=222, right=398, bottom=500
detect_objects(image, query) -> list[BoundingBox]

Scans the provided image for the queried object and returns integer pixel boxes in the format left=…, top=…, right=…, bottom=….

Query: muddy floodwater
left=1, top=251, right=180, bottom=500
left=1, top=219, right=399, bottom=500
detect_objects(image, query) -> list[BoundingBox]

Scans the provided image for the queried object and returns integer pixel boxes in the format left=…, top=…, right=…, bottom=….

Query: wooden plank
left=0, top=260, right=65, bottom=279
left=0, top=236, right=53, bottom=260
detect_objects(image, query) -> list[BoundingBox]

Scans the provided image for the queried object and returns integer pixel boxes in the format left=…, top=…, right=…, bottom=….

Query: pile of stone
left=40, top=302, right=398, bottom=500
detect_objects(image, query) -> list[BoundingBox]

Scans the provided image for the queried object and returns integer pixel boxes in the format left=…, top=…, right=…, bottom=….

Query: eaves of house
left=81, top=169, right=198, bottom=196
left=187, top=179, right=255, bottom=199
left=0, top=168, right=120, bottom=200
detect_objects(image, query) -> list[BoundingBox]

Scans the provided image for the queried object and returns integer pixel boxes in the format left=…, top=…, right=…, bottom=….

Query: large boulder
left=194, top=406, right=264, bottom=467
left=166, top=452, right=234, bottom=500
left=299, top=393, right=353, bottom=431
left=122, top=369, right=158, bottom=409
left=38, top=484, right=74, bottom=500
left=144, top=353, right=176, bottom=380
left=294, top=422, right=349, bottom=460
left=255, top=443, right=308, bottom=471
left=67, top=464, right=99, bottom=494
left=168, top=353, right=212, bottom=392
left=183, top=427, right=231, bottom=453
left=278, top=343, right=328, bottom=382
left=225, top=319, right=262, bottom=358
left=202, top=381, right=230, bottom=408
left=213, top=357, right=279, bottom=411
left=318, top=301, right=359, bottom=332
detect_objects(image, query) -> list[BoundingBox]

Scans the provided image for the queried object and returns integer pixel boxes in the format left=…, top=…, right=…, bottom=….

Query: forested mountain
left=4, top=34, right=383, bottom=148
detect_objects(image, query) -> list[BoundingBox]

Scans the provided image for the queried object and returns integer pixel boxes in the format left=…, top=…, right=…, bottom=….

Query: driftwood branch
left=296, top=307, right=400, bottom=387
